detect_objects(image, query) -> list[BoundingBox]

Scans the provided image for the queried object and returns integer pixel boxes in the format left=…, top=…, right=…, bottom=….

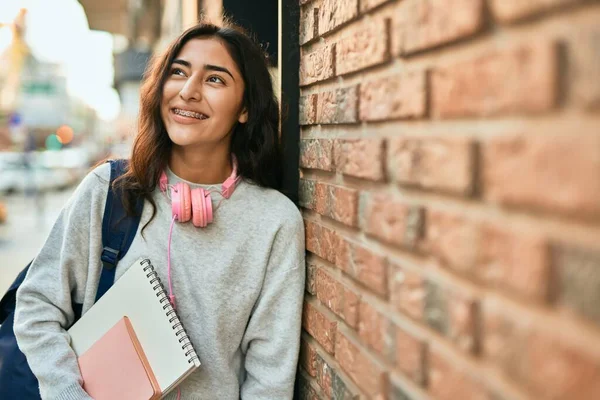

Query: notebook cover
left=68, top=258, right=200, bottom=397
left=78, top=316, right=161, bottom=400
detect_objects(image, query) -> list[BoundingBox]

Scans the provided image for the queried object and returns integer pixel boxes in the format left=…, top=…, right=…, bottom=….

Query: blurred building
left=0, top=9, right=96, bottom=153
left=0, top=9, right=28, bottom=150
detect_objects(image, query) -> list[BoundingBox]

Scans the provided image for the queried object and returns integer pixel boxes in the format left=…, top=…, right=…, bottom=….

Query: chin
left=165, top=127, right=195, bottom=145
left=167, top=133, right=200, bottom=147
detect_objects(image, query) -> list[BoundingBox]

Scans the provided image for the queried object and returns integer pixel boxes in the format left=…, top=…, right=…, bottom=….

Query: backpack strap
left=96, top=159, right=143, bottom=302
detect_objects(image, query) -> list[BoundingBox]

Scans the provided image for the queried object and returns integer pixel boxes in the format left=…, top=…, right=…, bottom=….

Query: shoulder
left=240, top=185, right=306, bottom=273
left=242, top=183, right=303, bottom=227
left=64, top=162, right=112, bottom=210
left=75, top=162, right=111, bottom=197
left=83, top=162, right=112, bottom=188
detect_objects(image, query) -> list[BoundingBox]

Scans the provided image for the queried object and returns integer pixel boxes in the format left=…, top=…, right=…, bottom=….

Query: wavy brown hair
left=114, top=21, right=282, bottom=229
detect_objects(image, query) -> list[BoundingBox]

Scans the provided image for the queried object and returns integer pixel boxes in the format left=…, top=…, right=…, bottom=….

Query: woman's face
left=161, top=38, right=247, bottom=149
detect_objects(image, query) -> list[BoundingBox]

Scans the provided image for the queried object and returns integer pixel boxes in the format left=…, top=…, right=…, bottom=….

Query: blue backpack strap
left=96, top=159, right=143, bottom=302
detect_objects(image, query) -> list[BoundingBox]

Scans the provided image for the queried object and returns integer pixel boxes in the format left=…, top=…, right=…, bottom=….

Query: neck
left=169, top=144, right=232, bottom=184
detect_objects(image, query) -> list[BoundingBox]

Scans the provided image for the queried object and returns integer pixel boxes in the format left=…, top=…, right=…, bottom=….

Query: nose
left=179, top=76, right=202, bottom=101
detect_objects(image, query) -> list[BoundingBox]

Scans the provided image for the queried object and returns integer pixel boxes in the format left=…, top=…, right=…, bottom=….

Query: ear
left=238, top=107, right=248, bottom=124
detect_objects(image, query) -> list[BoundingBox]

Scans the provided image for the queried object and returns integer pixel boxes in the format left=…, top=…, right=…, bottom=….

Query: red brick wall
left=296, top=1, right=600, bottom=399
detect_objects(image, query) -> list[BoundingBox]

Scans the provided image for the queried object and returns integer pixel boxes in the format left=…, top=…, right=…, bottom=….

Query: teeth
left=174, top=109, right=207, bottom=120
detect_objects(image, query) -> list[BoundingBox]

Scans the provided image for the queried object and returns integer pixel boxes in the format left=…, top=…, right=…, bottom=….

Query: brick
left=423, top=210, right=479, bottom=275
left=317, top=86, right=359, bottom=124
left=360, top=0, right=392, bottom=12
left=431, top=41, right=557, bottom=118
left=315, top=183, right=328, bottom=216
left=490, top=0, right=581, bottom=23
left=299, top=179, right=317, bottom=210
left=316, top=268, right=342, bottom=315
left=306, top=261, right=318, bottom=295
left=482, top=301, right=529, bottom=381
left=334, top=139, right=385, bottom=181
left=300, top=44, right=335, bottom=86
left=335, top=19, right=390, bottom=76
left=394, top=326, right=426, bottom=385
left=341, top=285, right=360, bottom=328
left=300, top=139, right=334, bottom=171
left=425, top=211, right=550, bottom=301
left=335, top=331, right=389, bottom=397
left=429, top=350, right=491, bottom=400
left=388, top=137, right=474, bottom=195
left=332, top=371, right=360, bottom=399
left=296, top=369, right=324, bottom=400
left=315, top=353, right=334, bottom=397
left=337, top=239, right=388, bottom=297
left=402, top=0, right=484, bottom=54
left=364, top=194, right=424, bottom=248
left=301, top=338, right=319, bottom=377
left=316, top=267, right=339, bottom=313
left=569, top=27, right=600, bottom=110
left=478, top=224, right=549, bottom=301
left=305, top=220, right=339, bottom=264
left=482, top=134, right=600, bottom=216
left=358, top=301, right=392, bottom=358
left=390, top=264, right=426, bottom=321
left=425, top=281, right=478, bottom=353
left=551, top=244, right=600, bottom=326
left=300, top=5, right=318, bottom=45
left=359, top=71, right=427, bottom=121
left=316, top=268, right=360, bottom=328
left=424, top=281, right=449, bottom=333
left=526, top=331, right=600, bottom=400
left=300, top=94, right=317, bottom=125
left=448, top=292, right=478, bottom=354
left=318, top=0, right=358, bottom=35
left=483, top=301, right=600, bottom=399
left=313, top=183, right=359, bottom=227
left=303, top=302, right=338, bottom=354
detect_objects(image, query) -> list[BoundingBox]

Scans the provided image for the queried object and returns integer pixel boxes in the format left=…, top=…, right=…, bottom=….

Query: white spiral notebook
left=68, top=258, right=201, bottom=397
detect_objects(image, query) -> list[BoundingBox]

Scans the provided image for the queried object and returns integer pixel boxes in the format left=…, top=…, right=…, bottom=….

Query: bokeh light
left=45, top=133, right=62, bottom=150
left=56, top=125, right=74, bottom=144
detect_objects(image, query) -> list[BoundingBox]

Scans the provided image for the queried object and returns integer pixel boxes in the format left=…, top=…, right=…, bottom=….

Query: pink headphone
left=158, top=161, right=240, bottom=228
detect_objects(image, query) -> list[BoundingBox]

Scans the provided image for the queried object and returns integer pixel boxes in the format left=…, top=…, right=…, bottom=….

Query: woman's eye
left=207, top=76, right=225, bottom=84
left=171, top=68, right=186, bottom=77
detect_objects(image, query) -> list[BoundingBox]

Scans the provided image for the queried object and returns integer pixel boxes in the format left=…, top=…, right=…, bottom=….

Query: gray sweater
left=14, top=162, right=305, bottom=400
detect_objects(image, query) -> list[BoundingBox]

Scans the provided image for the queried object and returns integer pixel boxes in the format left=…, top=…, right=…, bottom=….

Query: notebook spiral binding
left=140, top=259, right=200, bottom=365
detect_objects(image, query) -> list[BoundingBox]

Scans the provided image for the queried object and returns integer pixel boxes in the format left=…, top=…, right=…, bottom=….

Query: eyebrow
left=171, top=59, right=235, bottom=81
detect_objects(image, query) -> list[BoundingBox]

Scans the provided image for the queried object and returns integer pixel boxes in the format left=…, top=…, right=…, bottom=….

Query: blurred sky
left=0, top=0, right=120, bottom=121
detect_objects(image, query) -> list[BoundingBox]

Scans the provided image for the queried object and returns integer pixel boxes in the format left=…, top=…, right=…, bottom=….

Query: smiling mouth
left=172, top=108, right=209, bottom=120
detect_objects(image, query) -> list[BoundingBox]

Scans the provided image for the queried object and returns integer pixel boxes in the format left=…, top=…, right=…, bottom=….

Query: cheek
left=208, top=91, right=244, bottom=119
left=162, top=82, right=179, bottom=105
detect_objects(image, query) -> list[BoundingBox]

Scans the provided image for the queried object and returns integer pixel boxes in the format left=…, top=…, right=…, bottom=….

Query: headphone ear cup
left=190, top=188, right=203, bottom=228
left=205, top=191, right=213, bottom=225
left=199, top=188, right=208, bottom=228
left=173, top=182, right=192, bottom=222
left=170, top=183, right=181, bottom=221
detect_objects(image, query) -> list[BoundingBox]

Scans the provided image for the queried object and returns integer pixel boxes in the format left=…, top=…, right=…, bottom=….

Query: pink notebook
left=77, top=316, right=161, bottom=400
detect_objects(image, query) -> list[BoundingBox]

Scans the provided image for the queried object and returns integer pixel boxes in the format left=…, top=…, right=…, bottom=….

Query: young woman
left=14, top=22, right=305, bottom=399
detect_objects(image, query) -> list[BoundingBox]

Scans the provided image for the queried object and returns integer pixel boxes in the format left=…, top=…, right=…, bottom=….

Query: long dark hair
left=115, top=21, right=282, bottom=228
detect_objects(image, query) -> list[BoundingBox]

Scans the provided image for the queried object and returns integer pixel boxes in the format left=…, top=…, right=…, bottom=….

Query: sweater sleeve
left=240, top=207, right=306, bottom=400
left=13, top=165, right=110, bottom=400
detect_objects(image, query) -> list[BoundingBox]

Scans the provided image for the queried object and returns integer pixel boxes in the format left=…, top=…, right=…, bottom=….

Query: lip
left=170, top=108, right=209, bottom=125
